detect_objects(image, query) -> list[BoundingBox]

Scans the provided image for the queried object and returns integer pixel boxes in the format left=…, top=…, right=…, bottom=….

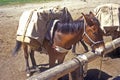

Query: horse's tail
left=12, top=40, right=22, bottom=56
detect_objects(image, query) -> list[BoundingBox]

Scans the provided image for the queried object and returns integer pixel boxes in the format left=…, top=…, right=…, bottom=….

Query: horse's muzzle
left=94, top=46, right=105, bottom=55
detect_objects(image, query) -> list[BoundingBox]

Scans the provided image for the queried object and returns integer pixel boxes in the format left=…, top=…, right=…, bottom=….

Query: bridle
left=52, top=16, right=104, bottom=53
left=82, top=16, right=104, bottom=48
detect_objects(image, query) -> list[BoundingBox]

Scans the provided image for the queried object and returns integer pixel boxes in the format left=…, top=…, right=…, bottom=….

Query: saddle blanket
left=16, top=6, right=73, bottom=45
left=94, top=3, right=120, bottom=33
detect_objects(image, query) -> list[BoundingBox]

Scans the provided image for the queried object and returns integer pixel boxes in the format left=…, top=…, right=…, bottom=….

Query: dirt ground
left=0, top=0, right=120, bottom=80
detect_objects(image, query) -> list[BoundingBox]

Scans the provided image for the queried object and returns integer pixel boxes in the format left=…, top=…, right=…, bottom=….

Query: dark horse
left=12, top=12, right=105, bottom=77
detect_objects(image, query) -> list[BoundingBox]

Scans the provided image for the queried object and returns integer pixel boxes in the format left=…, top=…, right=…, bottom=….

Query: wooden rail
left=27, top=37, right=120, bottom=80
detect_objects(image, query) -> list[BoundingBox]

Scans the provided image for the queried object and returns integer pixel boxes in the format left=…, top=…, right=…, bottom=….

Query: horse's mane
left=56, top=19, right=84, bottom=33
left=55, top=13, right=100, bottom=34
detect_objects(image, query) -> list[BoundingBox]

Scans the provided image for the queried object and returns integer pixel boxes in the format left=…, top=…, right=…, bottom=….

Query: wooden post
left=118, top=8, right=120, bottom=31
left=104, top=37, right=120, bottom=55
left=27, top=38, right=120, bottom=80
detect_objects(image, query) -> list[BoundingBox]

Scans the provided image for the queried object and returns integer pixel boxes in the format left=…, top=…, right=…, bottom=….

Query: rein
left=82, top=16, right=104, bottom=48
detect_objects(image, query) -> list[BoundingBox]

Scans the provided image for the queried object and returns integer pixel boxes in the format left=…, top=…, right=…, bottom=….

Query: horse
left=72, top=11, right=105, bottom=54
left=12, top=11, right=105, bottom=77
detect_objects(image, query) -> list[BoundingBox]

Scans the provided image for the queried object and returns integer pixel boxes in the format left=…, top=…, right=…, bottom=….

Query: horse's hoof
left=26, top=71, right=31, bottom=77
left=26, top=73, right=31, bottom=77
left=35, top=68, right=40, bottom=73
left=33, top=66, right=40, bottom=72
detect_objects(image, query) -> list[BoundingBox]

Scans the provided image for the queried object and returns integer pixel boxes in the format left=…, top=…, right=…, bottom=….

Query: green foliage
left=0, top=0, right=59, bottom=6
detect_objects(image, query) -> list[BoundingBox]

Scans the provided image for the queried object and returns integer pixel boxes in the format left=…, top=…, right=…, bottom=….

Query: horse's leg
left=48, top=50, right=56, bottom=68
left=23, top=44, right=31, bottom=77
left=57, top=53, right=66, bottom=64
left=72, top=41, right=89, bottom=55
left=72, top=43, right=77, bottom=53
left=80, top=40, right=89, bottom=52
left=29, top=49, right=40, bottom=72
left=43, top=40, right=56, bottom=68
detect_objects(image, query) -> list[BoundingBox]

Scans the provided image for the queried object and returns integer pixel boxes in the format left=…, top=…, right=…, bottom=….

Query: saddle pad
left=16, top=6, right=73, bottom=44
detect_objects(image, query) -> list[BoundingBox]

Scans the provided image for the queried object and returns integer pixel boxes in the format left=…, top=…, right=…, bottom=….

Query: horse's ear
left=81, top=13, right=85, bottom=17
left=89, top=11, right=95, bottom=17
left=81, top=12, right=85, bottom=16
left=81, top=12, right=87, bottom=20
left=82, top=12, right=94, bottom=26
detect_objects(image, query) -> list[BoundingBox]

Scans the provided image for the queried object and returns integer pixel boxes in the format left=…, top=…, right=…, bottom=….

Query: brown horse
left=12, top=12, right=105, bottom=77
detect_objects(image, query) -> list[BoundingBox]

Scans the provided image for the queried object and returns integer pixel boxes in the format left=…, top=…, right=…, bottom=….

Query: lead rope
left=82, top=16, right=103, bottom=79
left=98, top=57, right=103, bottom=79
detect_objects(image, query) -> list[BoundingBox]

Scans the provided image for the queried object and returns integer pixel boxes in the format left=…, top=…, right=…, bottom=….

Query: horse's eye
left=91, top=19, right=94, bottom=22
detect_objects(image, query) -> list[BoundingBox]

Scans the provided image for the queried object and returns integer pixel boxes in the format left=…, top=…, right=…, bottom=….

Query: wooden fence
left=27, top=37, right=120, bottom=80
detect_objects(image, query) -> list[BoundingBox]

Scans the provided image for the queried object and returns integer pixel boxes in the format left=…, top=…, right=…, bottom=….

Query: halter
left=82, top=16, right=104, bottom=48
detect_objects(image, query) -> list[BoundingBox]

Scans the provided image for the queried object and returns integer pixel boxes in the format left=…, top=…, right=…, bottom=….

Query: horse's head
left=81, top=12, right=105, bottom=52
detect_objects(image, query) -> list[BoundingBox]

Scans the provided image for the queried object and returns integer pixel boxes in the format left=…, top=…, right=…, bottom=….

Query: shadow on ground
left=105, top=47, right=120, bottom=59
left=84, top=69, right=112, bottom=80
